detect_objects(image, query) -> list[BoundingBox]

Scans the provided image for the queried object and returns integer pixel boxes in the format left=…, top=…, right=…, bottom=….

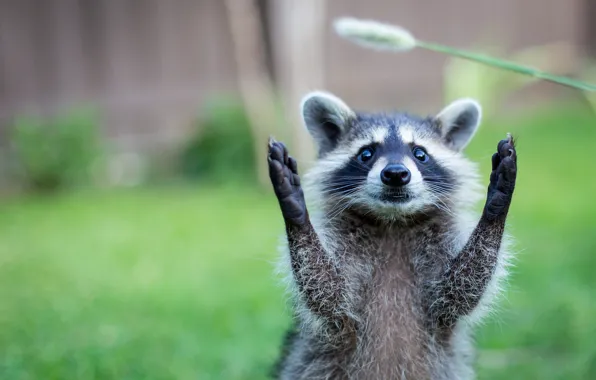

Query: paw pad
left=268, top=138, right=307, bottom=225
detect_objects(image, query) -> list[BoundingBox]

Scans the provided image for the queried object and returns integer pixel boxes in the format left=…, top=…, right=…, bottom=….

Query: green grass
left=0, top=187, right=288, bottom=379
left=1, top=103, right=595, bottom=379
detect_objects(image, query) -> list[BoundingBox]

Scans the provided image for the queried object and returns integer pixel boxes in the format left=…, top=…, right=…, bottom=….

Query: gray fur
left=269, top=92, right=517, bottom=380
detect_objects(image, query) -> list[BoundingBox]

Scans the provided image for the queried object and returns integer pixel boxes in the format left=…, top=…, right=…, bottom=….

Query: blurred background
left=0, top=0, right=595, bottom=379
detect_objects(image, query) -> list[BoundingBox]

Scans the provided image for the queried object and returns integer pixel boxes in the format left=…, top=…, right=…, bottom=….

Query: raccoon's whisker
left=425, top=183, right=457, bottom=189
left=324, top=189, right=363, bottom=222
left=434, top=198, right=454, bottom=212
left=323, top=187, right=360, bottom=201
left=324, top=178, right=368, bottom=184
left=325, top=201, right=350, bottom=223
left=427, top=188, right=451, bottom=202
left=326, top=205, right=349, bottom=224
left=323, top=183, right=358, bottom=192
left=323, top=190, right=357, bottom=197
left=425, top=183, right=459, bottom=192
left=426, top=186, right=457, bottom=193
left=428, top=195, right=456, bottom=217
left=324, top=189, right=361, bottom=199
left=424, top=177, right=459, bottom=185
left=426, top=187, right=457, bottom=195
left=322, top=179, right=369, bottom=192
left=332, top=198, right=359, bottom=221
left=327, top=187, right=362, bottom=201
left=424, top=176, right=457, bottom=182
left=320, top=184, right=363, bottom=195
left=427, top=188, right=453, bottom=200
left=430, top=201, right=455, bottom=218
left=429, top=195, right=454, bottom=204
left=428, top=191, right=459, bottom=202
left=328, top=175, right=369, bottom=179
left=425, top=180, right=459, bottom=186
left=428, top=190, right=456, bottom=196
left=326, top=174, right=369, bottom=180
left=345, top=159, right=371, bottom=171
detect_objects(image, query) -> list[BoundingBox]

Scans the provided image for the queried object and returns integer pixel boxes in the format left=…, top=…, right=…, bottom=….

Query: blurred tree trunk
left=224, top=0, right=279, bottom=189
left=269, top=0, right=326, bottom=168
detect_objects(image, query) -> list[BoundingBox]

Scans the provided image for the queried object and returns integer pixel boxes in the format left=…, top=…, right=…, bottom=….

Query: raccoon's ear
left=301, top=91, right=356, bottom=154
left=435, top=98, right=482, bottom=151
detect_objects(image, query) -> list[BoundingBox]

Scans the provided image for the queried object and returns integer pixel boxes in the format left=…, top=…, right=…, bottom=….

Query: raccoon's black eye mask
left=356, top=145, right=376, bottom=163
left=412, top=146, right=429, bottom=163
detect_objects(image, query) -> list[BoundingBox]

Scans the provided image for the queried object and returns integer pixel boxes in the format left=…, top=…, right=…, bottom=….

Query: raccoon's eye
left=358, top=147, right=375, bottom=163
left=412, top=146, right=429, bottom=163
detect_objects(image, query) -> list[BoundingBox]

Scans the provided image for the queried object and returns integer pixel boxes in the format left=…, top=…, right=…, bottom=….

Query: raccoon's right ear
left=301, top=91, right=356, bottom=154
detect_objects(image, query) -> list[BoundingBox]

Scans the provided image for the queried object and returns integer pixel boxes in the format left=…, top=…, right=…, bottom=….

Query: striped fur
left=271, top=92, right=516, bottom=379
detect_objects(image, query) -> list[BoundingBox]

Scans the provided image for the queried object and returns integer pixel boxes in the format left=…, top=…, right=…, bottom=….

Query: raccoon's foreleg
left=437, top=136, right=517, bottom=327
left=268, top=139, right=346, bottom=323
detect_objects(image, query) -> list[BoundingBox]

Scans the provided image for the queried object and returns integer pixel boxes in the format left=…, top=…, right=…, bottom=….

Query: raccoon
left=268, top=91, right=517, bottom=380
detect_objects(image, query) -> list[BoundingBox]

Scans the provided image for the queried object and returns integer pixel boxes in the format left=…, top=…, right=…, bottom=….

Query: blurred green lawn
left=1, top=103, right=595, bottom=379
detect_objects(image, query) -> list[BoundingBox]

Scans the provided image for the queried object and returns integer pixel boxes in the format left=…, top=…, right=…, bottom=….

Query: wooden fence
left=0, top=0, right=590, bottom=183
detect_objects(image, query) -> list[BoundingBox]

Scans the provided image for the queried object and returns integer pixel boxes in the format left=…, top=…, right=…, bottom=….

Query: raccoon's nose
left=381, top=164, right=411, bottom=187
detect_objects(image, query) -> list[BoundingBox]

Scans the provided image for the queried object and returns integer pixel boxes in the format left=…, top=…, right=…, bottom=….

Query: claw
left=506, top=132, right=516, bottom=149
left=268, top=135, right=277, bottom=147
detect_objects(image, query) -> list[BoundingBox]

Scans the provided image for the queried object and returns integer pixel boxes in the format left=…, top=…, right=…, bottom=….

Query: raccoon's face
left=301, top=92, right=483, bottom=220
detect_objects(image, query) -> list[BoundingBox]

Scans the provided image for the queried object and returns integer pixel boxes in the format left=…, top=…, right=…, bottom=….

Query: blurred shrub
left=179, top=98, right=256, bottom=184
left=11, top=108, right=101, bottom=192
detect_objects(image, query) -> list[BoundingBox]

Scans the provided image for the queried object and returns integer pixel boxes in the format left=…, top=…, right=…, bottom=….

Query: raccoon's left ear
left=434, top=98, right=482, bottom=151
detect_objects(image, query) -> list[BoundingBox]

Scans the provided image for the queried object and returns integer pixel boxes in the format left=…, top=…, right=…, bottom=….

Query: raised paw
left=484, top=134, right=517, bottom=221
left=268, top=137, right=307, bottom=226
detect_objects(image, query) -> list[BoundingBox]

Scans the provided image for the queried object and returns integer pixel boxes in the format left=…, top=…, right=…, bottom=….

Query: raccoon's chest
left=349, top=238, right=431, bottom=378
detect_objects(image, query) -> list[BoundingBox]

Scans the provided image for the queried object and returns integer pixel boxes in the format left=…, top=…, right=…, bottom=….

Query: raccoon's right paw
left=268, top=137, right=307, bottom=226
left=484, top=134, right=517, bottom=221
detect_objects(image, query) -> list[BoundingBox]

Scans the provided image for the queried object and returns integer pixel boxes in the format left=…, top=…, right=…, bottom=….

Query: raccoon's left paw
left=484, top=134, right=517, bottom=221
left=268, top=137, right=307, bottom=226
